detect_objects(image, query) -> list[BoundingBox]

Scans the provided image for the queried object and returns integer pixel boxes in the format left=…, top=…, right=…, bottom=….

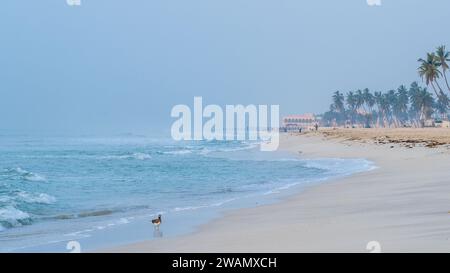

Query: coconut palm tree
left=408, top=82, right=422, bottom=127
left=346, top=91, right=357, bottom=126
left=380, top=93, right=392, bottom=127
left=355, top=89, right=365, bottom=112
left=374, top=91, right=384, bottom=127
left=325, top=81, right=444, bottom=128
left=435, top=45, right=450, bottom=92
left=418, top=53, right=444, bottom=97
left=363, top=88, right=375, bottom=112
left=435, top=92, right=450, bottom=120
left=331, top=91, right=345, bottom=114
left=385, top=90, right=398, bottom=127
left=409, top=86, right=434, bottom=127
left=395, top=85, right=409, bottom=125
left=330, top=91, right=346, bottom=126
left=363, top=88, right=375, bottom=127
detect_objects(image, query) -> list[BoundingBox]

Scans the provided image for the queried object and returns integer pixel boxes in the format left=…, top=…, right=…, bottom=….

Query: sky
left=1, top=0, right=450, bottom=136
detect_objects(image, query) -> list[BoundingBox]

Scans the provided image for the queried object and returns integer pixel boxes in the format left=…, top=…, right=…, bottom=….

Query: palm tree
left=385, top=91, right=397, bottom=127
left=395, top=85, right=409, bottom=125
left=435, top=92, right=450, bottom=120
left=418, top=53, right=444, bottom=97
left=363, top=88, right=375, bottom=113
left=355, top=89, right=365, bottom=112
left=330, top=91, right=346, bottom=126
left=410, top=86, right=434, bottom=127
left=363, top=88, right=375, bottom=127
left=374, top=91, right=384, bottom=127
left=325, top=81, right=445, bottom=128
left=331, top=91, right=345, bottom=114
left=346, top=91, right=357, bottom=126
left=435, top=45, right=450, bottom=92
left=408, top=82, right=422, bottom=127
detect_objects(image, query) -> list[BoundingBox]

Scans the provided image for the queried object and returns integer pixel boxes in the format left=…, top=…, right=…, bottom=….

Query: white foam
left=0, top=196, right=12, bottom=203
left=24, top=173, right=47, bottom=182
left=101, top=152, right=152, bottom=160
left=13, top=167, right=47, bottom=182
left=131, top=152, right=152, bottom=160
left=304, top=158, right=375, bottom=175
left=217, top=143, right=259, bottom=153
left=16, top=191, right=56, bottom=204
left=211, top=198, right=237, bottom=207
left=117, top=218, right=130, bottom=224
left=263, top=190, right=280, bottom=195
left=0, top=206, right=30, bottom=226
left=173, top=205, right=207, bottom=212
left=164, top=150, right=192, bottom=155
left=14, top=167, right=27, bottom=174
left=173, top=198, right=237, bottom=212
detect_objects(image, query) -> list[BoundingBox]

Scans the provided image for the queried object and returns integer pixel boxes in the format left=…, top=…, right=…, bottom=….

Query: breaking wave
left=1, top=167, right=47, bottom=182
left=101, top=152, right=152, bottom=160
left=0, top=206, right=32, bottom=229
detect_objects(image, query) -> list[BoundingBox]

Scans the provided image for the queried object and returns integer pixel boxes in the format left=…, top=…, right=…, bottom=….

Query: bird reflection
left=153, top=229, right=163, bottom=238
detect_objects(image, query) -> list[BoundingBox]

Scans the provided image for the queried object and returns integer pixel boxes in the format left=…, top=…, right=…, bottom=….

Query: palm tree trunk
left=430, top=82, right=441, bottom=98
left=443, top=70, right=450, bottom=92
left=434, top=79, right=445, bottom=94
left=420, top=106, right=425, bottom=128
left=394, top=116, right=400, bottom=128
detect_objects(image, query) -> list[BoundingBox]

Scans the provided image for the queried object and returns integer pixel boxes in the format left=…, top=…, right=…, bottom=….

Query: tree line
left=322, top=46, right=450, bottom=128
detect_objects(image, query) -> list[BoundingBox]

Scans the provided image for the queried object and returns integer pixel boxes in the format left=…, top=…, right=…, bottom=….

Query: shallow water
left=0, top=135, right=374, bottom=252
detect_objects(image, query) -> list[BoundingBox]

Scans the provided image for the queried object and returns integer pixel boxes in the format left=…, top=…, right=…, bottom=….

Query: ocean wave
left=0, top=206, right=32, bottom=229
left=161, top=141, right=259, bottom=156
left=172, top=197, right=238, bottom=212
left=16, top=191, right=56, bottom=204
left=217, top=143, right=259, bottom=153
left=101, top=152, right=152, bottom=160
left=303, top=158, right=375, bottom=174
left=210, top=198, right=237, bottom=207
left=199, top=143, right=260, bottom=155
left=51, top=209, right=115, bottom=220
left=117, top=218, right=130, bottom=224
left=172, top=205, right=208, bottom=212
left=209, top=187, right=234, bottom=194
left=0, top=196, right=12, bottom=203
left=130, top=152, right=152, bottom=160
left=163, top=150, right=192, bottom=155
left=2, top=167, right=47, bottom=182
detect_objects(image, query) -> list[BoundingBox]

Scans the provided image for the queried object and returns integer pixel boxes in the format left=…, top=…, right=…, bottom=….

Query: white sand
left=106, top=133, right=450, bottom=252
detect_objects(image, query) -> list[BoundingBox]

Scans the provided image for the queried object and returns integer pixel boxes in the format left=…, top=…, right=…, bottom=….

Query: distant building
left=424, top=119, right=435, bottom=127
left=282, top=113, right=318, bottom=132
left=436, top=120, right=450, bottom=128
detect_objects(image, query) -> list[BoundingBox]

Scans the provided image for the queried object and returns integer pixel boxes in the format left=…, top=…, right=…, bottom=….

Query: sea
left=0, top=135, right=374, bottom=252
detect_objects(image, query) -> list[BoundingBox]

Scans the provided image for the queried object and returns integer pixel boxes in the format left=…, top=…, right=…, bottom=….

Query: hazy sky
left=1, top=0, right=449, bottom=135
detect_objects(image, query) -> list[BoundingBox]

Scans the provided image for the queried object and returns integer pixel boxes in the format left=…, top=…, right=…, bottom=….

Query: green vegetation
left=322, top=46, right=450, bottom=128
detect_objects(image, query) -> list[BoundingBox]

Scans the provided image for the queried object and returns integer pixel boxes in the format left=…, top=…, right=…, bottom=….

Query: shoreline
left=105, top=129, right=450, bottom=252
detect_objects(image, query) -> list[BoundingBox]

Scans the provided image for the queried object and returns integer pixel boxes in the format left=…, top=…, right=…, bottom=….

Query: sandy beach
left=107, top=128, right=450, bottom=253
